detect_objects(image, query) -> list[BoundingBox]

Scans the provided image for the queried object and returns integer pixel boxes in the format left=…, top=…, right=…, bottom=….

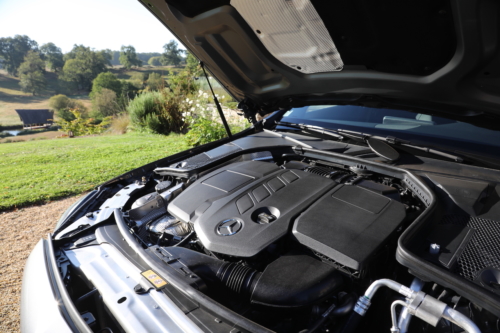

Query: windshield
left=281, top=105, right=500, bottom=156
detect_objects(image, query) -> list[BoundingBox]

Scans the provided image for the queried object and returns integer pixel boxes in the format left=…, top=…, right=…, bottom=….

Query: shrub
left=168, top=70, right=198, bottom=96
left=146, top=72, right=165, bottom=91
left=91, top=88, right=121, bottom=118
left=49, top=94, right=71, bottom=110
left=185, top=116, right=227, bottom=146
left=130, top=72, right=145, bottom=89
left=128, top=89, right=184, bottom=135
left=90, top=72, right=122, bottom=97
left=109, top=114, right=130, bottom=134
left=0, top=132, right=14, bottom=139
left=49, top=94, right=88, bottom=121
left=56, top=109, right=112, bottom=136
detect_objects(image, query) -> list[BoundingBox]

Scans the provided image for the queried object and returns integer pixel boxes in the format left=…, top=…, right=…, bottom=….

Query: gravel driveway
left=0, top=196, right=80, bottom=333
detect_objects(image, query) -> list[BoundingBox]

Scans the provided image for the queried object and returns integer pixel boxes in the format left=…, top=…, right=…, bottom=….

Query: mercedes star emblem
left=216, top=219, right=242, bottom=236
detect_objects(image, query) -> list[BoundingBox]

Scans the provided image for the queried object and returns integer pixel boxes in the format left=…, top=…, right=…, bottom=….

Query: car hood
left=141, top=0, right=500, bottom=122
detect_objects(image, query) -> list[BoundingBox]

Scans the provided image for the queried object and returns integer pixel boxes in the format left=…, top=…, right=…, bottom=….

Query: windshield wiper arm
left=337, top=129, right=464, bottom=163
left=275, top=121, right=344, bottom=140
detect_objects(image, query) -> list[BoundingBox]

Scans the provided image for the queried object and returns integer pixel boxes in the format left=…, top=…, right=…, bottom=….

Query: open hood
left=141, top=0, right=500, bottom=120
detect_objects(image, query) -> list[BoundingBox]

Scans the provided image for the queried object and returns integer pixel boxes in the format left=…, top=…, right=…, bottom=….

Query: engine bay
left=53, top=143, right=500, bottom=333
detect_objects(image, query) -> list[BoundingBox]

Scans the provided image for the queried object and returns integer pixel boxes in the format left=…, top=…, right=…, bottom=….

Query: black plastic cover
left=293, top=184, right=407, bottom=271
left=168, top=161, right=336, bottom=257
left=251, top=253, right=343, bottom=308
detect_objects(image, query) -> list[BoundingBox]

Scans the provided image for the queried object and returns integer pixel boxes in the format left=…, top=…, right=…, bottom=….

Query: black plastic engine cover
left=293, top=184, right=407, bottom=271
left=168, top=161, right=335, bottom=257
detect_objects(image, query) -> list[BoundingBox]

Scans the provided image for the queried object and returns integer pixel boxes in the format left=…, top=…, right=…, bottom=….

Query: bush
left=90, top=72, right=122, bottom=97
left=49, top=94, right=88, bottom=121
left=91, top=88, right=121, bottom=118
left=56, top=109, right=112, bottom=136
left=0, top=132, right=14, bottom=139
left=128, top=89, right=185, bottom=135
left=109, top=114, right=130, bottom=134
left=168, top=70, right=198, bottom=96
left=146, top=72, right=165, bottom=91
left=130, top=72, right=145, bottom=89
left=185, top=117, right=227, bottom=146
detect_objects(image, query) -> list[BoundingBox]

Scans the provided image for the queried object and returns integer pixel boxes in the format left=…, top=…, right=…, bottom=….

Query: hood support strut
left=200, top=62, right=232, bottom=138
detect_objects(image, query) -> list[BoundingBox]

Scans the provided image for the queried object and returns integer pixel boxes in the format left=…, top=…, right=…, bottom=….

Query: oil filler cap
left=257, top=212, right=276, bottom=224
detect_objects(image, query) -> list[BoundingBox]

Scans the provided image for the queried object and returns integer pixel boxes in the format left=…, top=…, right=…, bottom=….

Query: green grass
left=0, top=133, right=189, bottom=211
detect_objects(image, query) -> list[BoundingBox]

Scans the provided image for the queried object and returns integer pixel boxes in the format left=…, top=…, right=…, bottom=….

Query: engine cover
left=293, top=184, right=407, bottom=271
left=168, top=161, right=335, bottom=257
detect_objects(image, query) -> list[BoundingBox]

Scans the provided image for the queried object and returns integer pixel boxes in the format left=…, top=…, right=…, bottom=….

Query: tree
left=146, top=72, right=165, bottom=91
left=18, top=51, right=46, bottom=95
left=90, top=72, right=122, bottom=97
left=160, top=40, right=183, bottom=66
left=148, top=56, right=162, bottom=66
left=61, top=45, right=110, bottom=90
left=0, top=35, right=39, bottom=76
left=119, top=45, right=142, bottom=69
left=185, top=51, right=202, bottom=76
left=40, top=42, right=64, bottom=72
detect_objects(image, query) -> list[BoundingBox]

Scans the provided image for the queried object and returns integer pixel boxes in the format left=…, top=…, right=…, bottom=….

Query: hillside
left=0, top=65, right=174, bottom=127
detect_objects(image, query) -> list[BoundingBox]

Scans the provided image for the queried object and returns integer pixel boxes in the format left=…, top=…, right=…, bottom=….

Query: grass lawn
left=0, top=133, right=190, bottom=211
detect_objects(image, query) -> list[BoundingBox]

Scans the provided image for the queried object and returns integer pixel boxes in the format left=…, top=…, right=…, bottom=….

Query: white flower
left=189, top=100, right=193, bottom=105
left=198, top=90, right=203, bottom=96
left=220, top=95, right=225, bottom=100
left=182, top=112, right=186, bottom=116
left=215, top=94, right=219, bottom=98
left=196, top=103, right=200, bottom=107
left=185, top=98, right=190, bottom=102
left=203, top=93, right=208, bottom=98
left=190, top=107, right=195, bottom=112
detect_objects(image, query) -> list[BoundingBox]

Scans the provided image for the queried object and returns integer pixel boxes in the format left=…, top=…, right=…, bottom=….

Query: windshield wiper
left=337, top=129, right=465, bottom=163
left=275, top=121, right=344, bottom=140
left=276, top=121, right=467, bottom=163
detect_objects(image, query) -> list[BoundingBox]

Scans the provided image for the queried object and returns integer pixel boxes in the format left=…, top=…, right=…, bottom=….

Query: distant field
left=0, top=133, right=189, bottom=211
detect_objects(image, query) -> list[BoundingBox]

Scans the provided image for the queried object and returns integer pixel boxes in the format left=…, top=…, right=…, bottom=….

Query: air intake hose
left=158, top=247, right=260, bottom=295
left=158, top=247, right=344, bottom=309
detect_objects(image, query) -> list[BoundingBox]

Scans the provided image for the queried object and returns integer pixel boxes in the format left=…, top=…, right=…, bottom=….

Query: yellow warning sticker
left=141, top=270, right=168, bottom=289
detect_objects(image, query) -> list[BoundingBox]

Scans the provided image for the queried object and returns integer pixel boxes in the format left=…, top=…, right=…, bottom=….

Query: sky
left=0, top=0, right=182, bottom=53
